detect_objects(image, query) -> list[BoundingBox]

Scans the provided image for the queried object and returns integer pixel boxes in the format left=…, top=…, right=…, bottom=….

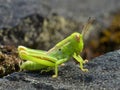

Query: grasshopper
left=18, top=18, right=94, bottom=78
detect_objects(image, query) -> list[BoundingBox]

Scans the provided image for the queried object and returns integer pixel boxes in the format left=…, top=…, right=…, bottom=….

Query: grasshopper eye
left=58, top=49, right=61, bottom=51
left=75, top=34, right=80, bottom=42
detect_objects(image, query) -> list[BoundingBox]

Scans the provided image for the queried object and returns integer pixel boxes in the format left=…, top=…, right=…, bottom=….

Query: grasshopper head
left=72, top=18, right=95, bottom=54
left=70, top=32, right=84, bottom=54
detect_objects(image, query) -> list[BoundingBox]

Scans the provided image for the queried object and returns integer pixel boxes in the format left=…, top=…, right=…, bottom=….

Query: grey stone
left=0, top=50, right=119, bottom=90
left=0, top=0, right=120, bottom=28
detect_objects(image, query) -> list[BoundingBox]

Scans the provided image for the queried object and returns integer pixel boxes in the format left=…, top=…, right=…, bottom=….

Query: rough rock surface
left=0, top=0, right=120, bottom=53
left=0, top=0, right=120, bottom=28
left=0, top=45, right=21, bottom=77
left=0, top=50, right=119, bottom=90
left=0, top=0, right=120, bottom=89
left=0, top=0, right=120, bottom=56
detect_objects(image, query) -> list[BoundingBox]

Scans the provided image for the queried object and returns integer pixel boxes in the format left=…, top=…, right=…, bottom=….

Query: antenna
left=81, top=17, right=95, bottom=36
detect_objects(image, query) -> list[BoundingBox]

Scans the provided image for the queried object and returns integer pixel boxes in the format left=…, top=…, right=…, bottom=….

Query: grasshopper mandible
left=18, top=18, right=94, bottom=78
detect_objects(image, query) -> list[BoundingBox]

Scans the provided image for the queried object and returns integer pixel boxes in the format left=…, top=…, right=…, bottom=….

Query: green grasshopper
left=18, top=18, right=94, bottom=78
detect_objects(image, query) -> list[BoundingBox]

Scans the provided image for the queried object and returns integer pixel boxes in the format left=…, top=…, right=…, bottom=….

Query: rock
left=0, top=0, right=120, bottom=28
left=0, top=0, right=120, bottom=57
left=0, top=45, right=22, bottom=77
left=0, top=1, right=120, bottom=89
left=0, top=14, right=80, bottom=50
left=0, top=50, right=119, bottom=90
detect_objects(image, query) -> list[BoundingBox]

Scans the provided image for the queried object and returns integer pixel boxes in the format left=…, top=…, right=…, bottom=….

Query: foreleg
left=73, top=53, right=88, bottom=72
